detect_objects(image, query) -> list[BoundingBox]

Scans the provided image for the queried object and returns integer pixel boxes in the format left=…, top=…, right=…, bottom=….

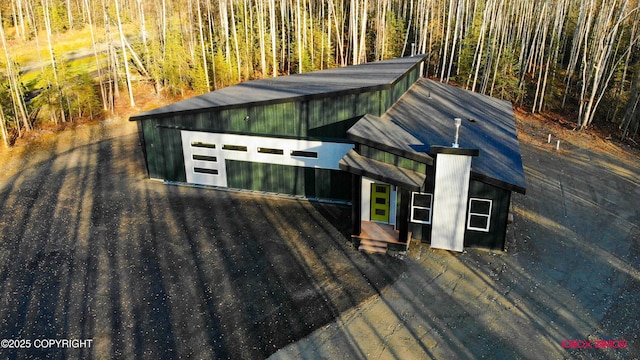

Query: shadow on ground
left=270, top=136, right=640, bottom=359
left=0, top=132, right=406, bottom=359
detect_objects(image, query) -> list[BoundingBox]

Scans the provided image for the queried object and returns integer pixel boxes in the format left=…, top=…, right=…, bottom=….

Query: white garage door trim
left=181, top=130, right=354, bottom=188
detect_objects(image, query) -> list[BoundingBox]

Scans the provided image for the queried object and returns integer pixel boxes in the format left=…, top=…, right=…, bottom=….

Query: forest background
left=0, top=0, right=639, bottom=150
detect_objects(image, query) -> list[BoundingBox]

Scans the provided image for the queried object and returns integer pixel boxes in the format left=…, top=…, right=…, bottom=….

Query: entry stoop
left=352, top=221, right=410, bottom=254
left=358, top=239, right=389, bottom=254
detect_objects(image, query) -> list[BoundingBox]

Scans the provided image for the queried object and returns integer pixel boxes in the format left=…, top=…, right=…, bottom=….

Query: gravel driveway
left=1, top=118, right=638, bottom=359
left=271, top=120, right=640, bottom=360
left=0, top=126, right=404, bottom=359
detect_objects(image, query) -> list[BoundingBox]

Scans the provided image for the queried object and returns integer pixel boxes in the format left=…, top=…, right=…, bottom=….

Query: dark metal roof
left=339, top=150, right=426, bottom=191
left=130, top=55, right=427, bottom=121
left=347, top=78, right=526, bottom=194
left=347, top=114, right=434, bottom=165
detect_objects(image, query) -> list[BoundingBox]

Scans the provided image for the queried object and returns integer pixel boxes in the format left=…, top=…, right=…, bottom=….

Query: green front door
left=371, top=184, right=391, bottom=223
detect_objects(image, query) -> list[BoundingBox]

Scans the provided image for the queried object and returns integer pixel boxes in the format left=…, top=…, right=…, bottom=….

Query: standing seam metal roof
left=130, top=55, right=427, bottom=121
left=347, top=78, right=526, bottom=193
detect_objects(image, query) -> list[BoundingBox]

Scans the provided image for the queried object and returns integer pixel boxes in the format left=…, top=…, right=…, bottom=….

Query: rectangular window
left=375, top=185, right=387, bottom=193
left=410, top=192, right=433, bottom=224
left=257, top=147, right=284, bottom=155
left=290, top=150, right=318, bottom=158
left=467, top=198, right=492, bottom=232
left=193, top=154, right=217, bottom=162
left=222, top=144, right=248, bottom=152
left=191, top=141, right=216, bottom=149
left=194, top=167, right=219, bottom=175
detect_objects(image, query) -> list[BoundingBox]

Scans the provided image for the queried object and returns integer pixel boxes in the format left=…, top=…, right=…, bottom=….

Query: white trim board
left=181, top=130, right=354, bottom=187
left=430, top=153, right=472, bottom=252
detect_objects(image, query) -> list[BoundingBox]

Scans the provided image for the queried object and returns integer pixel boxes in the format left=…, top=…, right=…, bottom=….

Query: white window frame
left=410, top=192, right=433, bottom=225
left=467, top=198, right=492, bottom=232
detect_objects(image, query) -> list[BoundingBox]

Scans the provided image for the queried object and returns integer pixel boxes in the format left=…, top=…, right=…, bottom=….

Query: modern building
left=130, top=55, right=526, bottom=253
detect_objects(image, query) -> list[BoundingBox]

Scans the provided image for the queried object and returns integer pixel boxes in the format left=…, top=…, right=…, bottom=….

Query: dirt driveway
left=0, top=117, right=638, bottom=359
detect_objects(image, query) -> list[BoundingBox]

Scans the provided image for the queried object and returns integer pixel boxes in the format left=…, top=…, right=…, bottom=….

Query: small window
left=191, top=141, right=216, bottom=149
left=375, top=198, right=386, bottom=205
left=193, top=155, right=217, bottom=162
left=290, top=150, right=318, bottom=158
left=467, top=198, right=492, bottom=232
left=222, top=144, right=248, bottom=152
left=411, top=192, right=433, bottom=224
left=258, top=147, right=284, bottom=155
left=375, top=209, right=386, bottom=216
left=194, top=167, right=219, bottom=175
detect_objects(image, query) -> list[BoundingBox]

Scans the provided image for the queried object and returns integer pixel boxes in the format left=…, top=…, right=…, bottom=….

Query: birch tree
left=0, top=8, right=30, bottom=134
left=229, top=1, right=242, bottom=80
left=114, top=0, right=135, bottom=108
left=43, top=0, right=67, bottom=123
left=196, top=0, right=210, bottom=90
left=0, top=104, right=8, bottom=148
left=578, top=0, right=632, bottom=129
left=268, top=0, right=277, bottom=76
left=85, top=0, right=108, bottom=110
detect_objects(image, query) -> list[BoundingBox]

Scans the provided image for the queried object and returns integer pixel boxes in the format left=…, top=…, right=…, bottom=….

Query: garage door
left=181, top=130, right=354, bottom=188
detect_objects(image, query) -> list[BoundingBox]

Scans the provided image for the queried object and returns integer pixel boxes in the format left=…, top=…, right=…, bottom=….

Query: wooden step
left=358, top=244, right=387, bottom=254
left=359, top=239, right=389, bottom=248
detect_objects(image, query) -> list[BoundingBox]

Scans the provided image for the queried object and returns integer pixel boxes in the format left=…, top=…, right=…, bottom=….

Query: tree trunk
left=444, top=0, right=463, bottom=83
left=440, top=0, right=456, bottom=81
left=269, top=0, right=278, bottom=76
left=229, top=1, right=242, bottom=80
left=206, top=0, right=217, bottom=89
left=358, top=0, right=368, bottom=63
left=85, top=0, right=108, bottom=110
left=350, top=0, right=358, bottom=64
left=196, top=0, right=210, bottom=91
left=15, top=0, right=26, bottom=41
left=64, top=0, right=73, bottom=29
left=297, top=0, right=304, bottom=71
left=115, top=0, right=135, bottom=108
left=0, top=104, right=9, bottom=148
left=257, top=0, right=267, bottom=76
left=0, top=9, right=30, bottom=132
left=43, top=0, right=67, bottom=123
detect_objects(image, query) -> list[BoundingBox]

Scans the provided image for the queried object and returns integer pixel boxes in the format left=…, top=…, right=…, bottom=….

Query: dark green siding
left=359, top=145, right=427, bottom=173
left=409, top=179, right=509, bottom=248
left=464, top=180, right=511, bottom=250
left=226, top=160, right=352, bottom=201
left=308, top=117, right=361, bottom=138
left=139, top=59, right=424, bottom=201
left=142, top=120, right=162, bottom=179
left=142, top=121, right=187, bottom=182
left=160, top=128, right=187, bottom=182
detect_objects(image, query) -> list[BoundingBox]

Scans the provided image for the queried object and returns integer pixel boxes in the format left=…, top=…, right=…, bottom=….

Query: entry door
left=370, top=184, right=391, bottom=223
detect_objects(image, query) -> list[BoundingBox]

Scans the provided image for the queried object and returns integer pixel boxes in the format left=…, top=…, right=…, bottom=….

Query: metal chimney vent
left=452, top=118, right=461, bottom=148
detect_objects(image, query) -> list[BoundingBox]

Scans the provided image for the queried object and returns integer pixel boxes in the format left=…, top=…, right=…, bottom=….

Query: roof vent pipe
left=452, top=118, right=461, bottom=148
